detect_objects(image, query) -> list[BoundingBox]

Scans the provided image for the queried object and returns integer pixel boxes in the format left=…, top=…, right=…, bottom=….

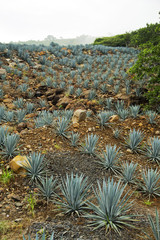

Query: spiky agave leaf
left=70, top=131, right=80, bottom=147
left=55, top=173, right=91, bottom=215
left=23, top=152, right=45, bottom=184
left=86, top=178, right=136, bottom=235
left=139, top=168, right=160, bottom=199
left=144, top=137, right=160, bottom=164
left=97, top=144, right=121, bottom=174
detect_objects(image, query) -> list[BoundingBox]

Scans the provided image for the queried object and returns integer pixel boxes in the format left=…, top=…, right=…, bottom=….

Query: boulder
left=72, top=109, right=86, bottom=124
left=9, top=155, right=28, bottom=174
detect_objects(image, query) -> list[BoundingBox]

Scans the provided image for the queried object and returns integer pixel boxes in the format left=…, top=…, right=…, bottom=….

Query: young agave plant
left=124, top=128, right=144, bottom=153
left=98, top=144, right=121, bottom=174
left=1, top=134, right=20, bottom=159
left=113, top=128, right=121, bottom=139
left=23, top=152, right=45, bottom=184
left=117, top=109, right=129, bottom=120
left=70, top=131, right=80, bottom=147
left=144, top=208, right=160, bottom=240
left=81, top=133, right=99, bottom=155
left=139, top=168, right=160, bottom=199
left=0, top=126, right=9, bottom=146
left=145, top=111, right=157, bottom=124
left=120, top=162, right=138, bottom=184
left=23, top=231, right=54, bottom=240
left=86, top=178, right=136, bottom=235
left=115, top=100, right=125, bottom=112
left=37, top=175, right=57, bottom=203
left=97, top=111, right=112, bottom=128
left=144, top=137, right=160, bottom=164
left=129, top=105, right=140, bottom=119
left=54, top=117, right=70, bottom=138
left=56, top=173, right=90, bottom=215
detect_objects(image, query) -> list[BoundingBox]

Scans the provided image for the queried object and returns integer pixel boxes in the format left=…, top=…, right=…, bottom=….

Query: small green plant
left=0, top=168, right=14, bottom=184
left=26, top=192, right=37, bottom=217
left=144, top=200, right=153, bottom=206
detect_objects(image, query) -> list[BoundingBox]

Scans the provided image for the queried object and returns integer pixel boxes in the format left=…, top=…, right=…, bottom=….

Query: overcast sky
left=1, top=0, right=159, bottom=42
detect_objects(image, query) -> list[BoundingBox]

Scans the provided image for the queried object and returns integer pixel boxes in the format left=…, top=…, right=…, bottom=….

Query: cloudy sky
left=1, top=0, right=159, bottom=42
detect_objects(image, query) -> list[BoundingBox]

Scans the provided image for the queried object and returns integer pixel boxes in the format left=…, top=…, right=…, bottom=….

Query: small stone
left=139, top=123, right=143, bottom=127
left=126, top=149, right=133, bottom=154
left=14, top=218, right=22, bottom=222
left=73, top=122, right=79, bottom=128
left=15, top=202, right=23, bottom=207
left=109, top=115, right=119, bottom=122
left=155, top=131, right=160, bottom=135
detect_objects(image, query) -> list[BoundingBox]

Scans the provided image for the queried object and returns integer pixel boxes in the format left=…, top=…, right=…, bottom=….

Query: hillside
left=0, top=42, right=160, bottom=239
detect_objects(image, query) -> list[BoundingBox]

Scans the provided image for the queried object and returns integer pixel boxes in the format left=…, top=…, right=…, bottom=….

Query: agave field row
left=0, top=42, right=160, bottom=239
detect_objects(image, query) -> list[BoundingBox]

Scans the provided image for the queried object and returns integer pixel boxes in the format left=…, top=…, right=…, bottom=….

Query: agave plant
left=97, top=111, right=112, bottom=128
left=88, top=90, right=96, bottom=100
left=23, top=152, right=45, bottom=184
left=13, top=98, right=24, bottom=109
left=117, top=109, right=129, bottom=120
left=97, top=144, right=121, bottom=174
left=113, top=128, right=121, bottom=139
left=0, top=126, right=9, bottom=146
left=81, top=133, right=99, bottom=155
left=144, top=137, right=160, bottom=164
left=16, top=109, right=26, bottom=123
left=4, top=111, right=14, bottom=122
left=1, top=134, right=20, bottom=159
left=86, top=178, right=136, bottom=235
left=115, top=100, right=125, bottom=112
left=53, top=117, right=70, bottom=138
left=56, top=173, right=90, bottom=215
left=120, top=162, right=138, bottom=184
left=23, top=231, right=54, bottom=240
left=124, top=128, right=144, bottom=153
left=70, top=131, right=80, bottom=147
left=129, top=105, right=140, bottom=119
left=105, top=98, right=112, bottom=110
left=145, top=111, right=157, bottom=124
left=139, top=168, right=160, bottom=199
left=144, top=208, right=160, bottom=240
left=37, top=175, right=57, bottom=203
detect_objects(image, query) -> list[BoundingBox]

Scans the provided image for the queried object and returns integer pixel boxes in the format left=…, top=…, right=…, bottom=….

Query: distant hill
left=10, top=35, right=97, bottom=46
left=93, top=23, right=160, bottom=47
